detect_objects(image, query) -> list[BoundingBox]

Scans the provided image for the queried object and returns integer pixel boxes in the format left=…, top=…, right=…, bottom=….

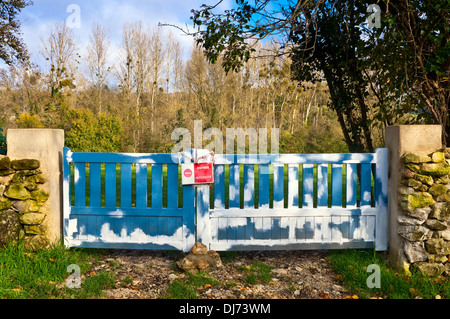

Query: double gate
left=63, top=147, right=388, bottom=252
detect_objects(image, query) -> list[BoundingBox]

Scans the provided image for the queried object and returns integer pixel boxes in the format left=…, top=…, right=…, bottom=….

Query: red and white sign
left=180, top=150, right=214, bottom=185
left=181, top=163, right=214, bottom=185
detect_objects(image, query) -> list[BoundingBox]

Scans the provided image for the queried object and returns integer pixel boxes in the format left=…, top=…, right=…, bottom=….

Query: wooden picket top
left=63, top=148, right=388, bottom=252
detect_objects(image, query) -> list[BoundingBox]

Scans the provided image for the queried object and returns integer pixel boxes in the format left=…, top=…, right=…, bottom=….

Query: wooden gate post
left=196, top=184, right=211, bottom=249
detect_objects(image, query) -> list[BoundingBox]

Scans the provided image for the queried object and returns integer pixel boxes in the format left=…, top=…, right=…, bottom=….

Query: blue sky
left=14, top=0, right=232, bottom=69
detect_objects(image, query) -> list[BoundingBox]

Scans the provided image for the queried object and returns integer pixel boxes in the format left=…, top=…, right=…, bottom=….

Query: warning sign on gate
left=180, top=149, right=214, bottom=185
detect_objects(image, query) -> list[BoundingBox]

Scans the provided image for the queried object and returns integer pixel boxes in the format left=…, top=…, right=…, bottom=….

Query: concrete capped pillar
left=6, top=129, right=65, bottom=244
left=385, top=125, right=442, bottom=268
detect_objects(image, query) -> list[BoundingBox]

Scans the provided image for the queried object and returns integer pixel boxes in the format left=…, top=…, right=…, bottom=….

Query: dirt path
left=87, top=249, right=352, bottom=299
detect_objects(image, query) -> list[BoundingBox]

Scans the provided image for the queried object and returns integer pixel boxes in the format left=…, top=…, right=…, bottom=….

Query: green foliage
left=0, top=127, right=6, bottom=155
left=280, top=108, right=349, bottom=153
left=0, top=0, right=33, bottom=66
left=65, top=108, right=124, bottom=152
left=16, top=112, right=44, bottom=128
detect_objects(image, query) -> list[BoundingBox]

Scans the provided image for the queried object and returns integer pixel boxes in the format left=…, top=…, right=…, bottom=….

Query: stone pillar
left=385, top=125, right=443, bottom=272
left=6, top=129, right=65, bottom=244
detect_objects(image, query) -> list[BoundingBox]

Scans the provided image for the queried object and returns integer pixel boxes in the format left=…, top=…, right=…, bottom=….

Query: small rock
left=271, top=268, right=288, bottom=276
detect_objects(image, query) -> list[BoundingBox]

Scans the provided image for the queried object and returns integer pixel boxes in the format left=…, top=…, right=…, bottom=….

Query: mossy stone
left=0, top=196, right=11, bottom=211
left=400, top=192, right=435, bottom=212
left=428, top=184, right=447, bottom=197
left=431, top=152, right=445, bottom=163
left=30, top=189, right=49, bottom=203
left=0, top=209, right=22, bottom=245
left=414, top=174, right=434, bottom=186
left=11, top=199, right=41, bottom=214
left=4, top=183, right=30, bottom=200
left=19, top=212, right=45, bottom=225
left=11, top=159, right=40, bottom=170
left=0, top=169, right=14, bottom=176
left=436, top=192, right=450, bottom=202
left=402, top=178, right=423, bottom=189
left=420, top=162, right=450, bottom=176
left=430, top=202, right=450, bottom=221
left=0, top=156, right=11, bottom=170
left=403, top=153, right=432, bottom=164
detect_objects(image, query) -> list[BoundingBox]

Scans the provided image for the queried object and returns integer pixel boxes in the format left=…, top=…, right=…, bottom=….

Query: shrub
left=65, top=108, right=124, bottom=152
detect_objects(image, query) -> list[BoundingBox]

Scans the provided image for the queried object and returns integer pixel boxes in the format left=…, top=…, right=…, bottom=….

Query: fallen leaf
left=352, top=295, right=359, bottom=299
left=344, top=295, right=352, bottom=299
left=206, top=293, right=212, bottom=297
left=49, top=258, right=56, bottom=262
left=204, top=284, right=212, bottom=289
left=131, top=286, right=140, bottom=290
left=89, top=271, right=96, bottom=276
left=435, top=295, right=441, bottom=299
left=319, top=292, right=329, bottom=299
left=12, top=285, right=22, bottom=292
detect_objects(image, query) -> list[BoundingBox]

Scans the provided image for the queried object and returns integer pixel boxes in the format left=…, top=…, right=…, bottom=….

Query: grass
left=328, top=249, right=450, bottom=299
left=164, top=272, right=220, bottom=299
left=0, top=241, right=115, bottom=299
left=238, top=261, right=274, bottom=285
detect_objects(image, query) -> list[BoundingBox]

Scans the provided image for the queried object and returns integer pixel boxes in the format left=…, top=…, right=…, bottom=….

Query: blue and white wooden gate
left=62, top=147, right=196, bottom=251
left=197, top=149, right=388, bottom=251
left=63, top=147, right=388, bottom=252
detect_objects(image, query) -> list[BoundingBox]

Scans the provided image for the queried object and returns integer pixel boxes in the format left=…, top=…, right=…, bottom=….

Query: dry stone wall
left=0, top=155, right=49, bottom=251
left=398, top=149, right=450, bottom=277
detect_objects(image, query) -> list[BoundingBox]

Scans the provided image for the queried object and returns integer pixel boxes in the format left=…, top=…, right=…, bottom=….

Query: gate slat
left=120, top=163, right=132, bottom=208
left=136, top=164, right=147, bottom=208
left=104, top=163, right=117, bottom=207
left=360, top=163, right=372, bottom=206
left=346, top=164, right=357, bottom=207
left=152, top=164, right=163, bottom=209
left=74, top=162, right=86, bottom=207
left=273, top=164, right=284, bottom=208
left=214, top=165, right=225, bottom=209
left=302, top=164, right=314, bottom=207
left=229, top=164, right=240, bottom=208
left=288, top=164, right=299, bottom=208
left=332, top=164, right=343, bottom=207
left=244, top=165, right=255, bottom=208
left=317, top=164, right=328, bottom=207
left=258, top=164, right=270, bottom=208
left=89, top=163, right=101, bottom=207
left=167, top=164, right=178, bottom=208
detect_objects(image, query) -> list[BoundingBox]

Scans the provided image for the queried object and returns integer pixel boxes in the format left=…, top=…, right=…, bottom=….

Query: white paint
left=99, top=222, right=184, bottom=244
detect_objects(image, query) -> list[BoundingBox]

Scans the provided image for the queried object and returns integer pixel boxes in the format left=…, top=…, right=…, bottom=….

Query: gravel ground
left=87, top=249, right=353, bottom=299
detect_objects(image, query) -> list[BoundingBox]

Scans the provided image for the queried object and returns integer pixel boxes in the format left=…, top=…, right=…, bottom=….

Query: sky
left=12, top=0, right=232, bottom=70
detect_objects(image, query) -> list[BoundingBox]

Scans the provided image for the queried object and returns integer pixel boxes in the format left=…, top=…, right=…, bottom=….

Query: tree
left=40, top=22, right=79, bottom=97
left=189, top=0, right=450, bottom=149
left=85, top=23, right=111, bottom=114
left=0, top=0, right=33, bottom=66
